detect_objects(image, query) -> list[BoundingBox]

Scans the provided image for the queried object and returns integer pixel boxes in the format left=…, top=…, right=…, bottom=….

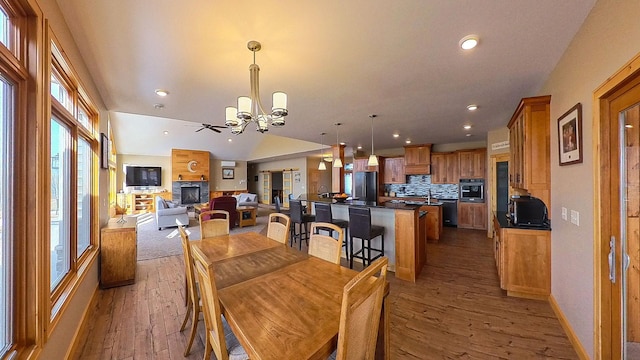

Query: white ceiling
left=56, top=0, right=596, bottom=162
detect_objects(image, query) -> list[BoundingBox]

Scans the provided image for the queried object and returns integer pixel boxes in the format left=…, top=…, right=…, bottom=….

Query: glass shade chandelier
left=318, top=132, right=327, bottom=171
left=225, top=41, right=288, bottom=134
left=333, top=123, right=343, bottom=168
left=368, top=114, right=379, bottom=166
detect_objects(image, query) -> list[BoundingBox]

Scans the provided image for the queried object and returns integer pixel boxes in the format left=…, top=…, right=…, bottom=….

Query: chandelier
left=225, top=40, right=288, bottom=134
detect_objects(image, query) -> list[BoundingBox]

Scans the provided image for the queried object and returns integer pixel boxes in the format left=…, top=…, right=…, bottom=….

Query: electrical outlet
left=570, top=210, right=579, bottom=226
left=561, top=207, right=568, bottom=221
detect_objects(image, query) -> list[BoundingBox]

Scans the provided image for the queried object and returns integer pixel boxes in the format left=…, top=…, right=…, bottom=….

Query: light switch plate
left=570, top=210, right=579, bottom=226
left=561, top=207, right=568, bottom=221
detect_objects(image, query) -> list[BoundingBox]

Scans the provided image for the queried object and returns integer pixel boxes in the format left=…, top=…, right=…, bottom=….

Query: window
left=0, top=8, right=9, bottom=48
left=50, top=118, right=71, bottom=290
left=77, top=138, right=91, bottom=256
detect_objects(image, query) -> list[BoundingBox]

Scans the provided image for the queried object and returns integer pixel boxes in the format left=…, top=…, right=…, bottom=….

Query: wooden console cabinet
left=458, top=202, right=487, bottom=230
left=100, top=217, right=138, bottom=288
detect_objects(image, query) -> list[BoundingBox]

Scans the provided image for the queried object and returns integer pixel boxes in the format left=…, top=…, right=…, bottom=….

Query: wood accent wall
left=171, top=149, right=210, bottom=181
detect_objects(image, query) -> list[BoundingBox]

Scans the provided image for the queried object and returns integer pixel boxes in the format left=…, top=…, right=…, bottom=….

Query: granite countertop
left=299, top=194, right=422, bottom=211
left=495, top=211, right=552, bottom=231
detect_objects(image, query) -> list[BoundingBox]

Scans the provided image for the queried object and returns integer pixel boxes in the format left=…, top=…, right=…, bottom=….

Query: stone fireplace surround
left=172, top=181, right=209, bottom=205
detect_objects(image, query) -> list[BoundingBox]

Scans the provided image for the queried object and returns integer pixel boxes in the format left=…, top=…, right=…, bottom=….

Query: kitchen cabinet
left=395, top=208, right=426, bottom=282
left=404, top=144, right=432, bottom=175
left=353, top=158, right=381, bottom=173
left=458, top=148, right=486, bottom=179
left=508, top=95, right=551, bottom=209
left=420, top=205, right=443, bottom=242
left=457, top=202, right=487, bottom=230
left=431, top=152, right=459, bottom=184
left=493, top=214, right=550, bottom=299
left=383, top=157, right=405, bottom=184
left=100, top=217, right=138, bottom=288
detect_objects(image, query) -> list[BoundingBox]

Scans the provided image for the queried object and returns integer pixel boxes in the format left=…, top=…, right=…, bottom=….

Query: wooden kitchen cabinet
left=431, top=152, right=459, bottom=184
left=100, top=217, right=138, bottom=288
left=353, top=158, right=381, bottom=173
left=457, top=202, right=487, bottom=230
left=383, top=157, right=405, bottom=184
left=458, top=148, right=486, bottom=179
left=508, top=95, right=551, bottom=209
left=404, top=144, right=432, bottom=175
left=493, top=214, right=551, bottom=299
left=420, top=204, right=443, bottom=242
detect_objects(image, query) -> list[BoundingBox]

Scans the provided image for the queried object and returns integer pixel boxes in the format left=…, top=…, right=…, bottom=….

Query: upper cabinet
left=508, top=95, right=551, bottom=209
left=458, top=148, right=486, bottom=179
left=404, top=144, right=432, bottom=175
left=431, top=152, right=459, bottom=184
left=353, top=158, right=381, bottom=173
left=383, top=157, right=405, bottom=184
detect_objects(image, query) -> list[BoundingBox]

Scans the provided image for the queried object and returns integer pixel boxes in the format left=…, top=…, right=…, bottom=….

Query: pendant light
left=333, top=123, right=343, bottom=168
left=368, top=114, right=379, bottom=166
left=318, top=132, right=327, bottom=170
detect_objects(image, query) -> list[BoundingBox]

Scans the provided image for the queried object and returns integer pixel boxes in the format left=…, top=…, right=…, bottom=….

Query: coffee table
left=236, top=206, right=257, bottom=227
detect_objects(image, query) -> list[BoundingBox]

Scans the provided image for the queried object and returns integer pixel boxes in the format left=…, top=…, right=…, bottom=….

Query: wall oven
left=459, top=179, right=485, bottom=202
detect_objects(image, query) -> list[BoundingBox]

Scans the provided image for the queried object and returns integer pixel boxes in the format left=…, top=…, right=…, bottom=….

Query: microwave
left=459, top=179, right=484, bottom=202
left=509, top=195, right=548, bottom=226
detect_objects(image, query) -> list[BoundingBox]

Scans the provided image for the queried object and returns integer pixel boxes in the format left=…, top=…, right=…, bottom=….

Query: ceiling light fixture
left=333, top=123, right=343, bottom=168
left=463, top=124, right=472, bottom=130
left=163, top=130, right=169, bottom=135
left=357, top=145, right=363, bottom=150
left=460, top=35, right=479, bottom=50
left=155, top=89, right=169, bottom=97
left=467, top=104, right=478, bottom=111
left=405, top=139, right=412, bottom=144
left=318, top=132, right=327, bottom=171
left=225, top=41, right=288, bottom=135
left=368, top=114, right=379, bottom=166
left=227, top=138, right=232, bottom=142
left=393, top=133, right=399, bottom=138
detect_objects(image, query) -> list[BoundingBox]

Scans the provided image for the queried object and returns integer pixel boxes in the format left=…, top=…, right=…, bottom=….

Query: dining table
left=190, top=231, right=389, bottom=360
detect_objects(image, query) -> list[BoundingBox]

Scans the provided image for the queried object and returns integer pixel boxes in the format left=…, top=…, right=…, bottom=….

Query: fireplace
left=181, top=186, right=201, bottom=205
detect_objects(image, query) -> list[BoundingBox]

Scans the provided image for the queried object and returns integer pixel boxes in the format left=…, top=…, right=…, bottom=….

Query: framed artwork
left=558, top=103, right=583, bottom=166
left=222, top=168, right=235, bottom=179
left=100, top=133, right=109, bottom=169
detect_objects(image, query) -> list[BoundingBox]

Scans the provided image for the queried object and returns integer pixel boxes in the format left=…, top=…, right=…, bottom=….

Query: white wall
left=538, top=0, right=640, bottom=356
left=251, top=157, right=308, bottom=201
left=117, top=154, right=172, bottom=191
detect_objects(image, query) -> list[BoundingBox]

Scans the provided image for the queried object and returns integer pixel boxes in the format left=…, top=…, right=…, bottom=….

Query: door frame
left=488, top=153, right=510, bottom=237
left=594, top=51, right=640, bottom=359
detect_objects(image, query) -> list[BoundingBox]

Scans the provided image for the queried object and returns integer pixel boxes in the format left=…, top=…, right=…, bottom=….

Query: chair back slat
left=200, top=210, right=230, bottom=238
left=267, top=213, right=291, bottom=244
left=274, top=196, right=283, bottom=212
left=178, top=227, right=199, bottom=311
left=308, top=222, right=343, bottom=264
left=314, top=202, right=333, bottom=223
left=348, top=207, right=372, bottom=239
left=335, top=257, right=388, bottom=360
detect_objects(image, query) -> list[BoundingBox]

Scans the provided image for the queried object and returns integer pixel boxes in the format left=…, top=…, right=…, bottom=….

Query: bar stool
left=314, top=202, right=349, bottom=261
left=348, top=207, right=385, bottom=269
left=289, top=200, right=315, bottom=250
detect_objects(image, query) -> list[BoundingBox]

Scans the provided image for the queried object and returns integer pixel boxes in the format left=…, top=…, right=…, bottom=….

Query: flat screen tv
left=125, top=166, right=162, bottom=187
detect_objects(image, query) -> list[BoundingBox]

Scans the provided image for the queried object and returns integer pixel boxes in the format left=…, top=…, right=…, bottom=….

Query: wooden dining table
left=190, top=231, right=389, bottom=360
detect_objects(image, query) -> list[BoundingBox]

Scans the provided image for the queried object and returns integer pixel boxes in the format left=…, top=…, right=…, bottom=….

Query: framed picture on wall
left=557, top=103, right=583, bottom=166
left=100, top=133, right=109, bottom=169
left=222, top=168, right=234, bottom=179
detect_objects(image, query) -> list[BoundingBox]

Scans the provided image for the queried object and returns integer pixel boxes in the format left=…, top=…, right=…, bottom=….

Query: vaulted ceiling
left=56, top=0, right=597, bottom=161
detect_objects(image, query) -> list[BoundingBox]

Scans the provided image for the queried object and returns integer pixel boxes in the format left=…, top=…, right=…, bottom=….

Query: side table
left=236, top=206, right=257, bottom=228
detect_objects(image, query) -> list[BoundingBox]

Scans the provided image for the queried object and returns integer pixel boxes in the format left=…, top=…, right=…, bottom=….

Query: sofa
left=233, top=193, right=259, bottom=208
left=208, top=196, right=238, bottom=230
left=155, top=196, right=189, bottom=230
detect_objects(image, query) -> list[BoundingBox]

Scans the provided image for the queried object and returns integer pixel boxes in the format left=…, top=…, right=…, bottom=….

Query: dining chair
left=193, top=253, right=248, bottom=360
left=200, top=210, right=230, bottom=238
left=273, top=196, right=290, bottom=215
left=178, top=226, right=200, bottom=356
left=267, top=213, right=291, bottom=244
left=289, top=200, right=315, bottom=249
left=314, top=202, right=349, bottom=261
left=348, top=206, right=385, bottom=269
left=332, top=256, right=388, bottom=360
left=308, top=222, right=344, bottom=264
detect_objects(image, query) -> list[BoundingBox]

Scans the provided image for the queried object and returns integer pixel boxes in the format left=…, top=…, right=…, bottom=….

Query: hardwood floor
left=73, top=227, right=577, bottom=359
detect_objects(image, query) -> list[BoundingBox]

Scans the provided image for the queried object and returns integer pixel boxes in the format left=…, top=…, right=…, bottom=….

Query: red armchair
left=207, top=196, right=238, bottom=229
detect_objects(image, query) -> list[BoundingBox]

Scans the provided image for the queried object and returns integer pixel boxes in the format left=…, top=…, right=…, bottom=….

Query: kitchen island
left=300, top=194, right=428, bottom=282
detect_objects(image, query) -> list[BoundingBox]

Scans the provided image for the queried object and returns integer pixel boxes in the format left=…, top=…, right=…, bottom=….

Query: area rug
left=135, top=207, right=274, bottom=261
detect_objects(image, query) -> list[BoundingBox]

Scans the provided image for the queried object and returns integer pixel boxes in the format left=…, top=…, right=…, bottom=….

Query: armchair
left=155, top=196, right=189, bottom=230
left=207, top=196, right=238, bottom=229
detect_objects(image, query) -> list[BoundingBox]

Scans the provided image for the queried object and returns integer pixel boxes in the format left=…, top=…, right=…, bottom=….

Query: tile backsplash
left=385, top=175, right=458, bottom=199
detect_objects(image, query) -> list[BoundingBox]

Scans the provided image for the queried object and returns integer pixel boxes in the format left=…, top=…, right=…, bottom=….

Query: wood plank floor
left=72, top=227, right=578, bottom=359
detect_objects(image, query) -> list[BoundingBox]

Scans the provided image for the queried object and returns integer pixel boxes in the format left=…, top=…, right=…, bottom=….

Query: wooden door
left=282, top=170, right=293, bottom=208
left=261, top=172, right=271, bottom=204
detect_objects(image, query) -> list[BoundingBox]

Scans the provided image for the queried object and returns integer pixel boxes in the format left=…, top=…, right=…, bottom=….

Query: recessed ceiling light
left=405, top=139, right=411, bottom=144
left=155, top=89, right=169, bottom=97
left=459, top=35, right=479, bottom=50
left=393, top=133, right=400, bottom=138
left=357, top=145, right=363, bottom=150
left=467, top=104, right=478, bottom=111
left=154, top=103, right=164, bottom=109
left=163, top=130, right=169, bottom=135
left=466, top=133, right=473, bottom=137
left=463, top=124, right=472, bottom=130
left=228, top=138, right=232, bottom=142
left=339, top=142, right=346, bottom=146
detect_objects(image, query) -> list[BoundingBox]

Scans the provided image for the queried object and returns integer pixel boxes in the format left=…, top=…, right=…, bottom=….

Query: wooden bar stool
left=348, top=206, right=385, bottom=269
left=314, top=202, right=349, bottom=261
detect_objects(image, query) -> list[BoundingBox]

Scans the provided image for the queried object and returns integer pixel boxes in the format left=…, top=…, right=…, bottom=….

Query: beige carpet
left=135, top=207, right=274, bottom=261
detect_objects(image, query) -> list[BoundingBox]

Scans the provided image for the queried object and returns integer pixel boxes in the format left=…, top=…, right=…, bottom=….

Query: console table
left=100, top=216, right=138, bottom=288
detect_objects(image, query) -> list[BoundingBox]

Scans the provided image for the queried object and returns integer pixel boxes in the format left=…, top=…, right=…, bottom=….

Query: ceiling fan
left=195, top=123, right=228, bottom=133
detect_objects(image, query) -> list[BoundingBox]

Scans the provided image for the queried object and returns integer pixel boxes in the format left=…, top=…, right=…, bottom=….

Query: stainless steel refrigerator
left=354, top=171, right=378, bottom=202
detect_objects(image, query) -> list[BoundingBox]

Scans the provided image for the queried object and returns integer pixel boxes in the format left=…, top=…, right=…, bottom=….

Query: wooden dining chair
left=178, top=226, right=200, bottom=356
left=308, top=222, right=344, bottom=264
left=267, top=213, right=291, bottom=244
left=200, top=210, right=230, bottom=238
left=332, top=256, right=388, bottom=360
left=193, top=253, right=248, bottom=360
